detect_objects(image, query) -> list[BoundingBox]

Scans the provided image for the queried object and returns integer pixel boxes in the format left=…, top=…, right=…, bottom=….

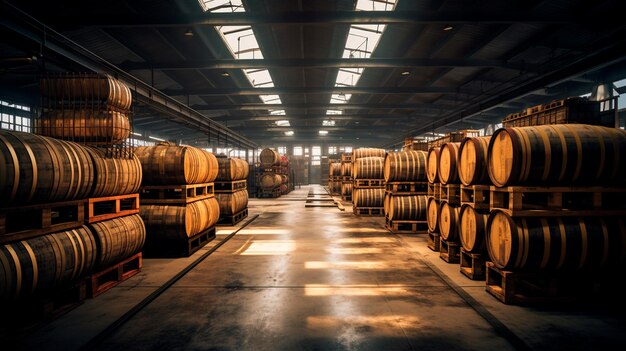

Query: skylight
left=325, top=0, right=396, bottom=115
left=319, top=130, right=329, bottom=135
left=270, top=110, right=286, bottom=115
left=326, top=110, right=343, bottom=115
left=323, top=120, right=336, bottom=126
left=276, top=120, right=290, bottom=127
left=284, top=131, right=294, bottom=136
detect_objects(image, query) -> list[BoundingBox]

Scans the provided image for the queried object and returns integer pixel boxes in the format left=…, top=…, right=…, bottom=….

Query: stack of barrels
left=352, top=148, right=387, bottom=216
left=482, top=124, right=626, bottom=303
left=383, top=150, right=428, bottom=233
left=340, top=153, right=353, bottom=201
left=257, top=148, right=285, bottom=198
left=214, top=156, right=250, bottom=225
left=328, top=160, right=342, bottom=195
left=136, top=143, right=219, bottom=257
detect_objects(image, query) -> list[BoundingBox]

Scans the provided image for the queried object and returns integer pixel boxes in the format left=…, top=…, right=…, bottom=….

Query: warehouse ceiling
left=2, top=0, right=626, bottom=147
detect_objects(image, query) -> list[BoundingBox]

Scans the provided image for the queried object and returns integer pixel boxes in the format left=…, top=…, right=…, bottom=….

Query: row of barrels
left=1, top=130, right=142, bottom=206
left=0, top=214, right=145, bottom=301
left=428, top=124, right=626, bottom=186
left=41, top=75, right=133, bottom=110
left=140, top=198, right=220, bottom=241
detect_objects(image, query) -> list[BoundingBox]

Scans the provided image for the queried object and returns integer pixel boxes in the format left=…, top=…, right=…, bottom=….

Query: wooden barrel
left=0, top=226, right=96, bottom=301
left=352, top=148, right=386, bottom=159
left=439, top=201, right=461, bottom=242
left=85, top=147, right=142, bottom=197
left=486, top=211, right=626, bottom=271
left=459, top=204, right=489, bottom=253
left=40, top=75, right=133, bottom=110
left=353, top=157, right=384, bottom=179
left=387, top=195, right=427, bottom=221
left=353, top=188, right=385, bottom=207
left=384, top=192, right=392, bottom=216
left=37, top=109, right=131, bottom=144
left=488, top=124, right=626, bottom=187
left=427, top=197, right=439, bottom=232
left=342, top=182, right=353, bottom=197
left=280, top=155, right=289, bottom=167
left=200, top=150, right=219, bottom=183
left=216, top=190, right=248, bottom=215
left=0, top=130, right=94, bottom=206
left=329, top=162, right=342, bottom=177
left=426, top=147, right=440, bottom=183
left=260, top=173, right=282, bottom=189
left=341, top=162, right=352, bottom=177
left=280, top=184, right=288, bottom=193
left=139, top=197, right=220, bottom=241
left=458, top=136, right=491, bottom=186
left=281, top=174, right=288, bottom=184
left=438, top=142, right=461, bottom=185
left=260, top=148, right=280, bottom=167
left=135, top=144, right=217, bottom=185
left=88, top=214, right=145, bottom=269
left=216, top=157, right=248, bottom=181
left=384, top=150, right=427, bottom=182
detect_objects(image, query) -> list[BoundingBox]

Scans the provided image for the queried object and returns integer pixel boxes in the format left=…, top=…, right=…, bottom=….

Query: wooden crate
left=439, top=184, right=460, bottom=205
left=427, top=232, right=441, bottom=252
left=490, top=186, right=626, bottom=217
left=427, top=183, right=440, bottom=199
left=428, top=130, right=480, bottom=148
left=144, top=226, right=216, bottom=258
left=502, top=97, right=616, bottom=128
left=218, top=208, right=249, bottom=226
left=439, top=238, right=460, bottom=263
left=87, top=253, right=142, bottom=298
left=0, top=199, right=84, bottom=244
left=460, top=249, right=487, bottom=280
left=140, top=183, right=214, bottom=205
left=385, top=217, right=428, bottom=234
left=214, top=180, right=247, bottom=193
left=353, top=207, right=384, bottom=216
left=460, top=185, right=490, bottom=210
left=85, top=193, right=140, bottom=223
left=385, top=181, right=428, bottom=195
left=353, top=179, right=385, bottom=188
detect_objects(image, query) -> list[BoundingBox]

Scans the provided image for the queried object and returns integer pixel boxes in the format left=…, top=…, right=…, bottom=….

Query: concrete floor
left=6, top=185, right=626, bottom=350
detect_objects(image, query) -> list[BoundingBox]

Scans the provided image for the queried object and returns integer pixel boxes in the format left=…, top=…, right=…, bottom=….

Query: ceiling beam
left=120, top=58, right=530, bottom=71
left=211, top=114, right=421, bottom=121
left=192, top=103, right=452, bottom=111
left=161, top=86, right=462, bottom=96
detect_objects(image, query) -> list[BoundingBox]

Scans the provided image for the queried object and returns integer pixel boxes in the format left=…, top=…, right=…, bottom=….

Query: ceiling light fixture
left=284, top=131, right=294, bottom=136
left=319, top=130, right=328, bottom=135
left=443, top=25, right=454, bottom=31
left=401, top=71, right=410, bottom=76
left=184, top=29, right=194, bottom=37
left=221, top=71, right=230, bottom=77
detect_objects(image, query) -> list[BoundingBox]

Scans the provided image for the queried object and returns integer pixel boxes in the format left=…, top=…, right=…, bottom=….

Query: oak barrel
left=280, top=155, right=289, bottom=167
left=459, top=204, right=488, bottom=253
left=0, top=130, right=94, bottom=206
left=438, top=142, right=461, bottom=185
left=439, top=201, right=461, bottom=242
left=353, top=188, right=385, bottom=207
left=353, top=157, right=384, bottom=180
left=88, top=214, right=145, bottom=269
left=260, top=148, right=280, bottom=167
left=0, top=226, right=96, bottom=301
left=383, top=150, right=427, bottom=182
left=260, top=173, right=282, bottom=190
left=426, top=147, right=440, bottom=183
left=387, top=195, right=427, bottom=221
left=341, top=162, right=352, bottom=178
left=85, top=146, right=142, bottom=197
left=139, top=197, right=220, bottom=241
left=427, top=197, right=439, bottom=232
left=329, top=162, right=342, bottom=177
left=37, top=109, right=131, bottom=144
left=486, top=211, right=626, bottom=271
left=384, top=192, right=392, bottom=216
left=216, top=157, right=248, bottom=181
left=216, top=190, right=248, bottom=216
left=40, top=75, right=133, bottom=110
left=458, top=136, right=491, bottom=186
left=352, top=148, right=386, bottom=160
left=135, top=144, right=218, bottom=185
left=342, top=182, right=353, bottom=197
left=488, top=124, right=626, bottom=187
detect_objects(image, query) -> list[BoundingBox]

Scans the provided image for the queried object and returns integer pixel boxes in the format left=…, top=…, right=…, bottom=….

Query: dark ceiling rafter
left=162, top=86, right=464, bottom=96
left=191, top=102, right=453, bottom=111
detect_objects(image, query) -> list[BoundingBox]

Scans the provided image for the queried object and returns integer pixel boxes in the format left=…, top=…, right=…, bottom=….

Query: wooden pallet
left=485, top=262, right=592, bottom=305
left=427, top=183, right=440, bottom=199
left=218, top=208, right=249, bottom=226
left=214, top=180, right=247, bottom=193
left=341, top=195, right=352, bottom=202
left=256, top=188, right=282, bottom=198
left=144, top=226, right=216, bottom=258
left=0, top=199, right=85, bottom=244
left=342, top=177, right=352, bottom=182
left=439, top=238, right=460, bottom=263
left=460, top=249, right=487, bottom=280
left=385, top=217, right=428, bottom=234
left=353, top=179, right=385, bottom=188
left=427, top=232, right=441, bottom=252
left=460, top=185, right=490, bottom=210
left=439, top=184, right=460, bottom=205
left=87, top=253, right=142, bottom=298
left=385, top=181, right=428, bottom=195
left=140, top=183, right=214, bottom=205
left=85, top=193, right=139, bottom=223
left=490, top=186, right=626, bottom=217
left=353, top=207, right=384, bottom=216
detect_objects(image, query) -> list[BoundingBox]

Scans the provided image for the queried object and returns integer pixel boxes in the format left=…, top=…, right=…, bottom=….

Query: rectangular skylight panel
left=326, top=110, right=343, bottom=115
left=200, top=0, right=245, bottom=12
left=323, top=120, right=336, bottom=126
left=356, top=0, right=396, bottom=11
left=335, top=70, right=361, bottom=87
left=330, top=94, right=352, bottom=104
left=246, top=69, right=274, bottom=87
left=260, top=95, right=282, bottom=104
left=275, top=120, right=290, bottom=126
left=270, top=110, right=286, bottom=115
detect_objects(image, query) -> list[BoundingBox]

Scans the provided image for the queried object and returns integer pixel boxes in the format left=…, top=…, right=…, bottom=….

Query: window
left=205, top=147, right=214, bottom=153
left=312, top=156, right=321, bottom=166
left=277, top=146, right=287, bottom=155
left=1, top=100, right=32, bottom=132
left=312, top=146, right=321, bottom=156
left=128, top=138, right=155, bottom=147
left=328, top=146, right=337, bottom=154
left=293, top=146, right=303, bottom=156
left=344, top=146, right=353, bottom=153
left=304, top=147, right=310, bottom=156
